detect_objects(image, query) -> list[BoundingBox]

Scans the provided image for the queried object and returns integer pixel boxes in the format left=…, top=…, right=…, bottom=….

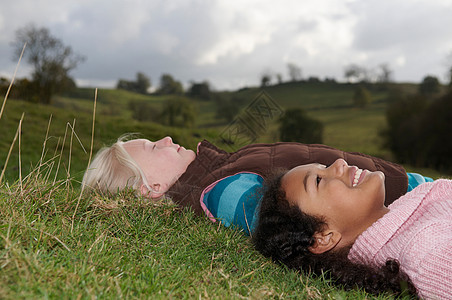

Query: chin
left=364, top=170, right=385, bottom=184
left=366, top=171, right=386, bottom=195
left=377, top=170, right=385, bottom=181
left=375, top=172, right=386, bottom=202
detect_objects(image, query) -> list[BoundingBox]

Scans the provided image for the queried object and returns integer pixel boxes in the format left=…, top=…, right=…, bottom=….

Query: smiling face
left=123, top=137, right=196, bottom=198
left=281, top=158, right=389, bottom=248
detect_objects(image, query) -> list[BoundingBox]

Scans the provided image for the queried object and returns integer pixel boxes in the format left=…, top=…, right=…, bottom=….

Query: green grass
left=0, top=82, right=448, bottom=298
left=313, top=104, right=389, bottom=156
left=1, top=168, right=399, bottom=299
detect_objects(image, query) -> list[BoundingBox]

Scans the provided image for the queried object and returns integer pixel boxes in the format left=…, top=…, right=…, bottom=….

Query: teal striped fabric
left=407, top=172, right=433, bottom=192
left=203, top=172, right=430, bottom=236
left=202, top=172, right=263, bottom=235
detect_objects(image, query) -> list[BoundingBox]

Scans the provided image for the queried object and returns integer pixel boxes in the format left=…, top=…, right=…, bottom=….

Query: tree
left=418, top=91, right=452, bottom=171
left=128, top=100, right=160, bottom=122
left=419, top=75, right=440, bottom=95
left=287, top=63, right=302, bottom=82
left=215, top=96, right=243, bottom=123
left=135, top=72, right=151, bottom=94
left=381, top=93, right=427, bottom=166
left=116, top=79, right=135, bottom=92
left=188, top=81, right=211, bottom=100
left=117, top=72, right=151, bottom=94
left=353, top=86, right=372, bottom=108
left=307, top=76, right=321, bottom=83
left=157, top=74, right=183, bottom=95
left=381, top=92, right=452, bottom=172
left=160, top=97, right=196, bottom=127
left=344, top=64, right=368, bottom=83
left=448, top=66, right=452, bottom=89
left=279, top=108, right=323, bottom=144
left=2, top=77, right=38, bottom=102
left=377, top=63, right=393, bottom=83
left=445, top=51, right=452, bottom=88
left=449, top=67, right=452, bottom=89
left=0, top=77, right=9, bottom=96
left=260, top=74, right=271, bottom=87
left=11, top=24, right=85, bottom=104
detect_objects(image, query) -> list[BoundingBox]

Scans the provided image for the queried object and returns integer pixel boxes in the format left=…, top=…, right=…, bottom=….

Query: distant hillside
left=0, top=91, right=212, bottom=183
left=0, top=81, right=445, bottom=183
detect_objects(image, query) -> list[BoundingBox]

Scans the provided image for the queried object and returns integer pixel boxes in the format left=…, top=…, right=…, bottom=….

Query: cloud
left=350, top=0, right=452, bottom=51
left=1, top=0, right=452, bottom=89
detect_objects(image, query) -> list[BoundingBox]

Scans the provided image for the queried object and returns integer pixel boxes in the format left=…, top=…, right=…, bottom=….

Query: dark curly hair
left=253, top=171, right=417, bottom=297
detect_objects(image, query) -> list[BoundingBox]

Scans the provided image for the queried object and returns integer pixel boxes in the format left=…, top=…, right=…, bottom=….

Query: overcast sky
left=1, top=0, right=452, bottom=90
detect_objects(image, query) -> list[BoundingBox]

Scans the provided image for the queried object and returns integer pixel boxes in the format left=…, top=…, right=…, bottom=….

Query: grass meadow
left=0, top=81, right=445, bottom=299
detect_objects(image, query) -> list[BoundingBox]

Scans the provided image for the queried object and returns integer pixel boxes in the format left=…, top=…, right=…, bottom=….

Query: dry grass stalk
left=53, top=123, right=69, bottom=185
left=35, top=139, right=63, bottom=204
left=72, top=88, right=98, bottom=233
left=68, top=119, right=76, bottom=178
left=0, top=113, right=25, bottom=185
left=87, top=88, right=98, bottom=169
left=35, top=115, right=53, bottom=183
left=0, top=43, right=26, bottom=122
left=18, top=114, right=24, bottom=194
left=29, top=227, right=71, bottom=252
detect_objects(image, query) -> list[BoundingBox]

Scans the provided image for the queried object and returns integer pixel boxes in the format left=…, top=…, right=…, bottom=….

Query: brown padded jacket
left=167, top=140, right=408, bottom=216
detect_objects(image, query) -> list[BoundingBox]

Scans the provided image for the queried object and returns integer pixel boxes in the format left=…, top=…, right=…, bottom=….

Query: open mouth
left=352, top=169, right=362, bottom=187
left=352, top=166, right=371, bottom=187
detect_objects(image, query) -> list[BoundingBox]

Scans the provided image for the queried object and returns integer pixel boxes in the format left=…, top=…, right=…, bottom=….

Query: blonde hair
left=81, top=136, right=153, bottom=195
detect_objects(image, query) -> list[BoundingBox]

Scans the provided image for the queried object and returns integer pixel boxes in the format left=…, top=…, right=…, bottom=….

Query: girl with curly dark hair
left=253, top=158, right=452, bottom=298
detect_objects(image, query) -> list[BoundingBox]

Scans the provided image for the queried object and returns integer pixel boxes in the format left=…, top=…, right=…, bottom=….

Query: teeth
left=353, top=169, right=362, bottom=187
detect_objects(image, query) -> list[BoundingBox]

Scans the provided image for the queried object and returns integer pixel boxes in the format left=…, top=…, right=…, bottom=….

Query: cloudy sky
left=1, top=0, right=452, bottom=90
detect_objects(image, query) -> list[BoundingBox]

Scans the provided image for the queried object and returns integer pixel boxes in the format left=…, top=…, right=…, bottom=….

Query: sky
left=1, top=0, right=452, bottom=91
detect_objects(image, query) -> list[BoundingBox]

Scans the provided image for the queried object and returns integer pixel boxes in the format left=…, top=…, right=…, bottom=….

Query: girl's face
left=281, top=158, right=388, bottom=245
left=123, top=137, right=196, bottom=196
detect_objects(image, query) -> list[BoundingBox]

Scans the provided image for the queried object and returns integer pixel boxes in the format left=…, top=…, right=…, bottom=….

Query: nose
left=328, top=158, right=348, bottom=177
left=156, top=136, right=173, bottom=147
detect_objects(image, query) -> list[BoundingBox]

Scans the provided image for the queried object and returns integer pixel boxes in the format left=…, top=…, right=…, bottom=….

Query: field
left=0, top=81, right=445, bottom=299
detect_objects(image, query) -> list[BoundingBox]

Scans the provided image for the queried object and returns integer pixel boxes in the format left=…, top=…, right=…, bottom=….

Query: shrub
left=353, top=86, right=372, bottom=108
left=279, top=108, right=323, bottom=144
left=381, top=91, right=452, bottom=172
left=128, top=100, right=160, bottom=122
left=419, top=75, right=440, bottom=96
left=160, top=97, right=196, bottom=128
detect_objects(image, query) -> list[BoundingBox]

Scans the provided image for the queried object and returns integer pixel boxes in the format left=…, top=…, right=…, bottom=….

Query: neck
left=169, top=158, right=195, bottom=188
left=340, top=206, right=390, bottom=249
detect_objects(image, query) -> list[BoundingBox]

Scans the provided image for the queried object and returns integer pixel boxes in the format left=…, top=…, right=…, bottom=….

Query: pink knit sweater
left=348, top=179, right=452, bottom=299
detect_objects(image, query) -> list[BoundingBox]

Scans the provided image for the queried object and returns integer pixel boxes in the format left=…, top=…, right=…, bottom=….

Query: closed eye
left=316, top=175, right=322, bottom=186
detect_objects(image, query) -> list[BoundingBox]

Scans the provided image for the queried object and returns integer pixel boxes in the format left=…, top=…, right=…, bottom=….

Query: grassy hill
left=0, top=81, right=446, bottom=183
left=0, top=90, right=214, bottom=183
left=0, top=81, right=446, bottom=299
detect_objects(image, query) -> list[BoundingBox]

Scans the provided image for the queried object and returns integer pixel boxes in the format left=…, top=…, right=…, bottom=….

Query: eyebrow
left=303, top=171, right=311, bottom=193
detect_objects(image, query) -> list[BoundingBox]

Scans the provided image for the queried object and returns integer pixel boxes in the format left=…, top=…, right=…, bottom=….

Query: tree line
left=5, top=24, right=452, bottom=104
left=381, top=84, right=452, bottom=173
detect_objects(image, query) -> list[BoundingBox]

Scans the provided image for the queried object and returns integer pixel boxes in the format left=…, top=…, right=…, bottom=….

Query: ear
left=308, top=230, right=341, bottom=254
left=140, top=183, right=168, bottom=199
